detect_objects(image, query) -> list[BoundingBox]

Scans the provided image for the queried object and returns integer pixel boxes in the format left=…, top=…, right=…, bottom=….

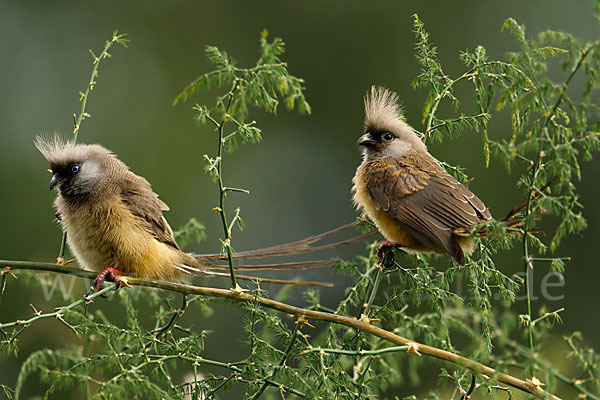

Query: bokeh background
left=1, top=0, right=599, bottom=398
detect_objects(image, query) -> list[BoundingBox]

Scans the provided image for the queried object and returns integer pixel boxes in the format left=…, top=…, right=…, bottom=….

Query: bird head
left=357, top=86, right=427, bottom=160
left=35, top=136, right=112, bottom=198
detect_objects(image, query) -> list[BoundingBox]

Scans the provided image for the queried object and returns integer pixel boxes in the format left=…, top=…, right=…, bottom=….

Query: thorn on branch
left=527, top=376, right=544, bottom=390
left=296, top=315, right=314, bottom=328
left=230, top=283, right=247, bottom=295
left=359, top=314, right=381, bottom=325
left=56, top=257, right=75, bottom=266
left=406, top=342, right=421, bottom=356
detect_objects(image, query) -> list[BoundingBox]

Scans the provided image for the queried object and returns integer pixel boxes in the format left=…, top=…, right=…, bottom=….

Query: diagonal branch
left=1, top=260, right=561, bottom=400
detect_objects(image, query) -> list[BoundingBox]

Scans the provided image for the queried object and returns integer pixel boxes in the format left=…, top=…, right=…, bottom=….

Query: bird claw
left=377, top=242, right=399, bottom=268
left=94, top=268, right=128, bottom=293
left=118, top=277, right=132, bottom=288
left=56, top=257, right=76, bottom=266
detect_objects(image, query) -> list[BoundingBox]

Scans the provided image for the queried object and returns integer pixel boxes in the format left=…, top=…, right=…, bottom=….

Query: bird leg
left=377, top=242, right=402, bottom=268
left=94, top=268, right=129, bottom=292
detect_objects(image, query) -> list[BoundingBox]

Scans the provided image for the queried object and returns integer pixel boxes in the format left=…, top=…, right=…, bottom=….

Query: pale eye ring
left=71, top=165, right=80, bottom=174
left=382, top=133, right=394, bottom=142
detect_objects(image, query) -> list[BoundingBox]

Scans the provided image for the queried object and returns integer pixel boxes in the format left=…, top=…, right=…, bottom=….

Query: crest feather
left=364, top=86, right=404, bottom=131
left=34, top=135, right=72, bottom=164
left=34, top=135, right=112, bottom=168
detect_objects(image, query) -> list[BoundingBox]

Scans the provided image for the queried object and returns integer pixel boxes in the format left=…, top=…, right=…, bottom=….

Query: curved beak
left=49, top=174, right=63, bottom=190
left=357, top=133, right=377, bottom=147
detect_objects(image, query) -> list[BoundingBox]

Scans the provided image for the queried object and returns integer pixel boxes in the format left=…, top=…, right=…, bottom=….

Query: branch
left=1, top=259, right=562, bottom=400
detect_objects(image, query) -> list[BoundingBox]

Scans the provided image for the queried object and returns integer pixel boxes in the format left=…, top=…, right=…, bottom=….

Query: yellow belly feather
left=57, top=196, right=182, bottom=280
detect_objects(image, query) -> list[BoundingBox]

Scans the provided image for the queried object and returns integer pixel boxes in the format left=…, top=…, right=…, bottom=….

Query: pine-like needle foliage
left=3, top=6, right=600, bottom=399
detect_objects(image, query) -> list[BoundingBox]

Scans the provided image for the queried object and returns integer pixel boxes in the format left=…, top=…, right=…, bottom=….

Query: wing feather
left=120, top=175, right=180, bottom=250
left=365, top=157, right=491, bottom=264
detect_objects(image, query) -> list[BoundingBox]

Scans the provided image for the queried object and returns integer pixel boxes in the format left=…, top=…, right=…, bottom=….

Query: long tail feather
left=203, top=259, right=341, bottom=271
left=179, top=222, right=375, bottom=287
left=194, top=222, right=377, bottom=261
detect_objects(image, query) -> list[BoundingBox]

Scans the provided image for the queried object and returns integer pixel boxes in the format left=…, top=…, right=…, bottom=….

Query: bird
left=35, top=137, right=359, bottom=291
left=352, top=87, right=493, bottom=266
left=35, top=137, right=217, bottom=290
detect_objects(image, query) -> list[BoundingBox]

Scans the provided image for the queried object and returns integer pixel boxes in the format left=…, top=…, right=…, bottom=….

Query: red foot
left=94, top=268, right=128, bottom=291
left=377, top=242, right=400, bottom=268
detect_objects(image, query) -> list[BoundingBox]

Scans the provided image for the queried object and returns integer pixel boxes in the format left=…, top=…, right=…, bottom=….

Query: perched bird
left=352, top=87, right=493, bottom=266
left=35, top=137, right=213, bottom=289
left=36, top=137, right=349, bottom=290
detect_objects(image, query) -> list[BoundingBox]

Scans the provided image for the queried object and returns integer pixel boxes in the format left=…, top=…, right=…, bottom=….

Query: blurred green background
left=1, top=0, right=599, bottom=398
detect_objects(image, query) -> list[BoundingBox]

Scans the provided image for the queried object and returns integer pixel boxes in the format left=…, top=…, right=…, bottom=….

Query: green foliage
left=176, top=29, right=310, bottom=125
left=4, top=7, right=600, bottom=399
left=183, top=32, right=312, bottom=286
left=173, top=217, right=207, bottom=249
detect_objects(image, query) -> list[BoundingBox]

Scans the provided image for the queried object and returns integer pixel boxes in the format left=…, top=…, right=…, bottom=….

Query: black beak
left=50, top=174, right=63, bottom=190
left=357, top=133, right=377, bottom=147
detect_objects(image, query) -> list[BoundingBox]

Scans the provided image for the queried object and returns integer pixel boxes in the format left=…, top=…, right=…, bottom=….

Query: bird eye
left=70, top=165, right=80, bottom=174
left=382, top=133, right=394, bottom=142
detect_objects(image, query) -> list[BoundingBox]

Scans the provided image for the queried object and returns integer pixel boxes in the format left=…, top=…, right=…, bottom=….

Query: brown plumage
left=352, top=87, right=492, bottom=265
left=35, top=137, right=205, bottom=283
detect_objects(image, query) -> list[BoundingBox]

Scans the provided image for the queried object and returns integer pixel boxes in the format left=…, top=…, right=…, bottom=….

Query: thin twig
left=362, top=265, right=383, bottom=318
left=57, top=31, right=128, bottom=260
left=152, top=293, right=188, bottom=337
left=511, top=341, right=600, bottom=400
left=72, top=31, right=128, bottom=143
left=215, top=81, right=241, bottom=289
left=301, top=346, right=409, bottom=356
left=520, top=39, right=599, bottom=378
left=0, top=284, right=116, bottom=330
left=424, top=61, right=533, bottom=137
left=102, top=352, right=306, bottom=398
left=251, top=321, right=301, bottom=400
left=0, top=269, right=9, bottom=312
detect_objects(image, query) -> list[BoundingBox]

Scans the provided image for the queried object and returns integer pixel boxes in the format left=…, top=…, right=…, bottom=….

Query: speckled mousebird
left=352, top=87, right=493, bottom=265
